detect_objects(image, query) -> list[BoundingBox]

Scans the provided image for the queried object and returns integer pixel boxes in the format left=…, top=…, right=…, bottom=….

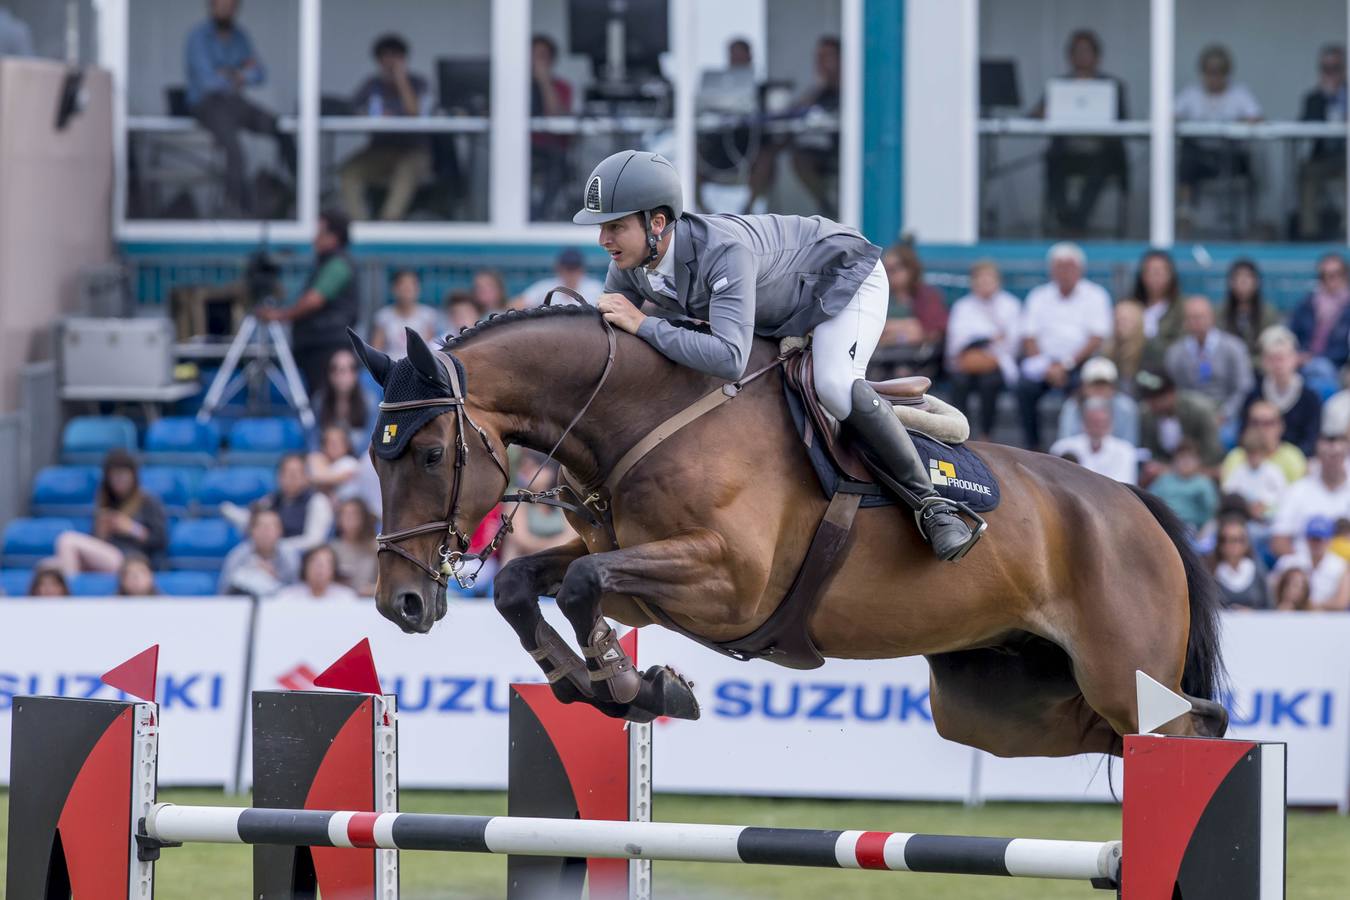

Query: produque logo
left=929, top=458, right=992, bottom=496
left=382, top=424, right=398, bottom=444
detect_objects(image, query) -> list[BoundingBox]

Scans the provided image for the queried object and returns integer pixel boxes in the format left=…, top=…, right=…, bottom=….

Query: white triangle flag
left=1135, top=670, right=1193, bottom=735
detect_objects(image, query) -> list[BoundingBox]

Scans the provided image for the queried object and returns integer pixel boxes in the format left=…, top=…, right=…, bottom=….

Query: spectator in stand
left=1057, top=356, right=1140, bottom=444
left=218, top=508, right=299, bottom=596
left=275, top=545, right=360, bottom=602
left=27, top=562, right=69, bottom=598
left=1240, top=326, right=1322, bottom=456
left=307, top=425, right=362, bottom=501
left=53, top=450, right=168, bottom=577
left=1273, top=566, right=1312, bottom=611
left=1034, top=29, right=1129, bottom=234
left=1104, top=300, right=1159, bottom=390
left=944, top=260, right=1021, bottom=441
left=1287, top=253, right=1350, bottom=392
left=1174, top=44, right=1263, bottom=224
left=1210, top=513, right=1271, bottom=610
left=873, top=242, right=948, bottom=380
left=0, top=6, right=34, bottom=57
left=1136, top=370, right=1223, bottom=472
left=443, top=291, right=484, bottom=337
left=309, top=348, right=378, bottom=455
left=222, top=453, right=333, bottom=555
left=1165, top=295, right=1253, bottom=425
left=1272, top=517, right=1350, bottom=611
left=512, top=248, right=605, bottom=308
left=529, top=34, right=575, bottom=221
left=331, top=498, right=378, bottom=596
left=1219, top=259, right=1280, bottom=365
left=499, top=452, right=578, bottom=565
left=256, top=211, right=357, bottom=392
left=1049, top=396, right=1137, bottom=484
left=1222, top=399, right=1308, bottom=485
left=1148, top=442, right=1219, bottom=533
left=1125, top=249, right=1184, bottom=346
left=1298, top=45, right=1347, bottom=241
left=1018, top=242, right=1113, bottom=449
left=371, top=269, right=440, bottom=360
left=1221, top=421, right=1290, bottom=524
left=184, top=0, right=295, bottom=216
left=116, top=555, right=159, bottom=597
left=1269, top=429, right=1350, bottom=559
left=340, top=33, right=431, bottom=222
left=472, top=269, right=510, bottom=314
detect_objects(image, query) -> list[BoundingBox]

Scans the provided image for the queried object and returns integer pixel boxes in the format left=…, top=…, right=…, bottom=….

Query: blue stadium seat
left=167, top=519, right=241, bottom=571
left=0, top=569, right=34, bottom=596
left=224, top=417, right=306, bottom=466
left=69, top=572, right=119, bottom=597
left=2, top=517, right=75, bottom=569
left=139, top=466, right=194, bottom=517
left=60, top=416, right=138, bottom=465
left=30, top=466, right=101, bottom=518
left=194, top=466, right=275, bottom=513
left=143, top=417, right=220, bottom=467
left=156, top=570, right=219, bottom=597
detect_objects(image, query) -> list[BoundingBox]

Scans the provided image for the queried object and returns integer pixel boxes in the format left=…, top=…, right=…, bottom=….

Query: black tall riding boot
left=843, top=379, right=982, bottom=561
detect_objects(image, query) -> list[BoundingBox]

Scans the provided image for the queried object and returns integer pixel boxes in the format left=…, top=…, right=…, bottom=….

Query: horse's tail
left=1125, top=484, right=1227, bottom=702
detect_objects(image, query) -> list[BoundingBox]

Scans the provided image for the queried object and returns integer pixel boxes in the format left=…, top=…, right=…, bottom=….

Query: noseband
left=375, top=288, right=617, bottom=590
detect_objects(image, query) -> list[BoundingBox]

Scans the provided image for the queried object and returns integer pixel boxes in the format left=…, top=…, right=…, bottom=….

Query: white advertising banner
left=0, top=598, right=253, bottom=786
left=976, top=612, right=1350, bottom=808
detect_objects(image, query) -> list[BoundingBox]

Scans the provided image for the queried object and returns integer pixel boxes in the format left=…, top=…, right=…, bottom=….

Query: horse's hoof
left=647, top=665, right=701, bottom=721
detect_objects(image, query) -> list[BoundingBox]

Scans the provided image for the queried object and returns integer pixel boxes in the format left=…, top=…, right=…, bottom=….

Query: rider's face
left=597, top=214, right=650, bottom=270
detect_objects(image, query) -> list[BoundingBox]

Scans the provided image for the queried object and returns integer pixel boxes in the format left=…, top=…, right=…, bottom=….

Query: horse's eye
left=425, top=447, right=444, bottom=467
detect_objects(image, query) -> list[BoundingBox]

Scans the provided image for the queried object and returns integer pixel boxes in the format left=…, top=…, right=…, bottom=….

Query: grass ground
left=1, top=789, right=1346, bottom=898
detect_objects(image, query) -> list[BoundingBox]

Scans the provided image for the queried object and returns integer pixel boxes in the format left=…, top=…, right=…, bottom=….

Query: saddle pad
left=784, top=382, right=1000, bottom=512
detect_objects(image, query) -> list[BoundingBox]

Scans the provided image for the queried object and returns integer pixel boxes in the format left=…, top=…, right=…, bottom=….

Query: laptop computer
left=1045, top=78, right=1118, bottom=124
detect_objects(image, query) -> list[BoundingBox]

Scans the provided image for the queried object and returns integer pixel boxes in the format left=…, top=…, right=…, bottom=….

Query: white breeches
left=811, top=259, right=889, bottom=419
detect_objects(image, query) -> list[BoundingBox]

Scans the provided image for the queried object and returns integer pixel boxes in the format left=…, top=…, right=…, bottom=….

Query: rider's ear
left=347, top=327, right=392, bottom=387
left=404, top=327, right=447, bottom=386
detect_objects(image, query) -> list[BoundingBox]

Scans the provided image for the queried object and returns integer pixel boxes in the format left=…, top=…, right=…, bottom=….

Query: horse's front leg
left=493, top=539, right=627, bottom=716
left=555, top=531, right=739, bottom=722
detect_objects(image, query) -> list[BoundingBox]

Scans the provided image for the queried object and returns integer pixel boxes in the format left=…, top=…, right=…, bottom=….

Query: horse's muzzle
left=390, top=588, right=448, bottom=634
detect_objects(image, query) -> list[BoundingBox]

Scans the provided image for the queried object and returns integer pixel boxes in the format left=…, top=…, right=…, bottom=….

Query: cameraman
left=258, top=210, right=358, bottom=391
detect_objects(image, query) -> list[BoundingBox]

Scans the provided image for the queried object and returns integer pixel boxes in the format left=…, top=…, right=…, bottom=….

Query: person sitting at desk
left=1033, top=29, right=1129, bottom=234
left=1298, top=44, right=1347, bottom=240
left=530, top=34, right=574, bottom=221
left=1174, top=44, right=1263, bottom=222
left=185, top=0, right=295, bottom=217
left=340, top=33, right=431, bottom=222
left=696, top=38, right=757, bottom=210
left=744, top=35, right=841, bottom=217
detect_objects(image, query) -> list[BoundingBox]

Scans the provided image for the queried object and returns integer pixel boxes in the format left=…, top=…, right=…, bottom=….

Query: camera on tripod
left=244, top=247, right=283, bottom=309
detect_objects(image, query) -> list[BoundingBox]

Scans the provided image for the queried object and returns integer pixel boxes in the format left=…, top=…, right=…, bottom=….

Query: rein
left=374, top=287, right=618, bottom=590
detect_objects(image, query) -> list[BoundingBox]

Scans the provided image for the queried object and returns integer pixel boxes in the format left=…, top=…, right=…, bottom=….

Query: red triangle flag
left=313, top=639, right=382, bottom=695
left=101, top=645, right=159, bottom=702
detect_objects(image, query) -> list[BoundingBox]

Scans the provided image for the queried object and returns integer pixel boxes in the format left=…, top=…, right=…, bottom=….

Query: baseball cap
left=1134, top=370, right=1174, bottom=397
left=1306, top=516, right=1336, bottom=540
left=1081, top=357, right=1118, bottom=385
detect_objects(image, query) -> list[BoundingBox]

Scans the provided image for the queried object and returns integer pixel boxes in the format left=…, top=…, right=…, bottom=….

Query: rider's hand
left=597, top=293, right=646, bottom=335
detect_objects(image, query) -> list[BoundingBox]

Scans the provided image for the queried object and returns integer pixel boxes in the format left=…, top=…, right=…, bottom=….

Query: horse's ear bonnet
left=367, top=329, right=468, bottom=461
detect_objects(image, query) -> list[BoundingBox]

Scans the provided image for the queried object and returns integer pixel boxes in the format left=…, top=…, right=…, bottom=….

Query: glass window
left=529, top=0, right=676, bottom=222
left=126, top=0, right=300, bottom=221
left=978, top=1, right=1150, bottom=240
left=1174, top=0, right=1346, bottom=242
left=319, top=0, right=491, bottom=223
left=4, top=0, right=97, bottom=63
left=690, top=0, right=842, bottom=218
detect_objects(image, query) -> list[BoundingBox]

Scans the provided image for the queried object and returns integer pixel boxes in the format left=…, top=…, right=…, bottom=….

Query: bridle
left=374, top=287, right=617, bottom=591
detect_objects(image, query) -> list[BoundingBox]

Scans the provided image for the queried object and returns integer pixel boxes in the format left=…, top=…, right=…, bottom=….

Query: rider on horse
left=574, top=149, right=980, bottom=561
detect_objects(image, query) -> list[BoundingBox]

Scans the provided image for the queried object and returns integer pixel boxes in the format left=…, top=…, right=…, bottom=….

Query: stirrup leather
left=915, top=495, right=988, bottom=561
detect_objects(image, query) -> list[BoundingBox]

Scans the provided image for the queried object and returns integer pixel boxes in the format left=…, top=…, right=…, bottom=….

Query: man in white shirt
left=1050, top=397, right=1138, bottom=485
left=1271, top=517, right=1350, bottom=610
left=513, top=248, right=605, bottom=308
left=1017, top=242, right=1112, bottom=448
left=1270, top=430, right=1350, bottom=558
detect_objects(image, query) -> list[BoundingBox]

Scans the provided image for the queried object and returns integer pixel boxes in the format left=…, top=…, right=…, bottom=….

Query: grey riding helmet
left=572, top=150, right=684, bottom=225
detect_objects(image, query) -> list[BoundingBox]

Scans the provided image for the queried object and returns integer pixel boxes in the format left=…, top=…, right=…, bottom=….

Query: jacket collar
left=674, top=217, right=697, bottom=299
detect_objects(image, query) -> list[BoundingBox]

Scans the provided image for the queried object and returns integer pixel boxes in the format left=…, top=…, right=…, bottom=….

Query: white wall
left=904, top=0, right=978, bottom=242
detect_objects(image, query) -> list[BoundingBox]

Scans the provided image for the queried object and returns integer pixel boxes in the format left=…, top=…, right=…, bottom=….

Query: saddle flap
left=784, top=349, right=873, bottom=483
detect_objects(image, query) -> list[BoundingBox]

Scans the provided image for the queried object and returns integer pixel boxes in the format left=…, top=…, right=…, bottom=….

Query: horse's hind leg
left=927, top=644, right=1123, bottom=757
left=493, top=540, right=628, bottom=717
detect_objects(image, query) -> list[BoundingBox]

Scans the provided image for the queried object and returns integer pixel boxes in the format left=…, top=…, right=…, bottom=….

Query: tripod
left=195, top=313, right=315, bottom=430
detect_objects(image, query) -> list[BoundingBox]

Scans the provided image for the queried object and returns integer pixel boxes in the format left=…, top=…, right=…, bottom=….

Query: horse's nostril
left=398, top=592, right=424, bottom=623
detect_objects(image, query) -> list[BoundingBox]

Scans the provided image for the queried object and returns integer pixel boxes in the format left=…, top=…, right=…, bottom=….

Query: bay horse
left=349, top=304, right=1228, bottom=759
